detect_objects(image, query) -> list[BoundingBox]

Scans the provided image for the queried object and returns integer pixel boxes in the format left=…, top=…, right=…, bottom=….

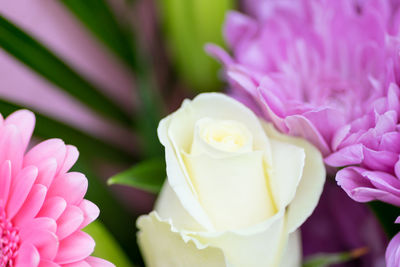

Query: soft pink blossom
left=0, top=109, right=114, bottom=266
left=208, top=0, right=400, bottom=156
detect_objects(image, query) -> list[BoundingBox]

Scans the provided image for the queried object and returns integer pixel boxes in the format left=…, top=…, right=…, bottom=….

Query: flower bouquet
left=0, top=0, right=398, bottom=266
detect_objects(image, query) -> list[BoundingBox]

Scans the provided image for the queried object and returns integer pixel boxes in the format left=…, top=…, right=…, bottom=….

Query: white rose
left=137, top=93, right=325, bottom=267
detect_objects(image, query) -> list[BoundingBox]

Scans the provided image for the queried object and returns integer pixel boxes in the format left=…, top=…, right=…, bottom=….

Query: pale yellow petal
left=269, top=139, right=305, bottom=210
left=263, top=123, right=325, bottom=233
left=278, top=231, right=302, bottom=267
left=158, top=113, right=214, bottom=230
left=183, top=151, right=276, bottom=231
left=155, top=183, right=204, bottom=232
left=190, top=209, right=287, bottom=267
left=137, top=212, right=228, bottom=267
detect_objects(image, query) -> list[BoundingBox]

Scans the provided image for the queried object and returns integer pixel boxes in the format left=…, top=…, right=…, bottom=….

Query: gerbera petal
left=0, top=160, right=11, bottom=205
left=57, top=205, right=84, bottom=240
left=7, top=165, right=38, bottom=219
left=38, top=260, right=60, bottom=267
left=35, top=158, right=58, bottom=188
left=47, top=172, right=88, bottom=205
left=55, top=231, right=95, bottom=264
left=37, top=196, right=67, bottom=221
left=23, top=217, right=57, bottom=234
left=24, top=139, right=66, bottom=174
left=15, top=242, right=40, bottom=267
left=20, top=229, right=59, bottom=261
left=58, top=145, right=79, bottom=175
left=85, top=257, right=115, bottom=267
left=78, top=200, right=99, bottom=229
left=13, top=184, right=47, bottom=226
left=5, top=109, right=35, bottom=151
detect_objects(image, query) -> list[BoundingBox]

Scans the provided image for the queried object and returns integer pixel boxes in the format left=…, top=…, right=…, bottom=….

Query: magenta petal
left=85, top=257, right=115, bottom=267
left=361, top=171, right=400, bottom=197
left=62, top=261, right=91, bottom=267
left=37, top=196, right=67, bottom=221
left=55, top=231, right=95, bottom=264
left=395, top=158, right=400, bottom=178
left=38, top=260, right=60, bottom=267
left=58, top=145, right=79, bottom=175
left=0, top=160, right=11, bottom=205
left=24, top=139, right=66, bottom=174
left=331, top=124, right=351, bottom=151
left=205, top=44, right=234, bottom=65
left=7, top=166, right=38, bottom=219
left=47, top=172, right=88, bottom=205
left=362, top=147, right=398, bottom=172
left=386, top=232, right=400, bottom=267
left=5, top=109, right=35, bottom=151
left=56, top=205, right=84, bottom=240
left=78, top=200, right=99, bottom=229
left=21, top=229, right=59, bottom=261
left=23, top=217, right=57, bottom=234
left=227, top=69, right=259, bottom=96
left=13, top=184, right=47, bottom=227
left=0, top=124, right=24, bottom=174
left=337, top=167, right=400, bottom=205
left=35, top=158, right=57, bottom=188
left=224, top=11, right=257, bottom=49
left=285, top=114, right=331, bottom=156
left=325, top=144, right=364, bottom=167
left=15, top=242, right=40, bottom=267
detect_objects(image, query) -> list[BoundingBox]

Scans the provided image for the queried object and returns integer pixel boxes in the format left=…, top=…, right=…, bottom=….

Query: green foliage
left=0, top=15, right=131, bottom=126
left=159, top=0, right=235, bottom=92
left=108, top=158, right=166, bottom=193
left=83, top=221, right=134, bottom=267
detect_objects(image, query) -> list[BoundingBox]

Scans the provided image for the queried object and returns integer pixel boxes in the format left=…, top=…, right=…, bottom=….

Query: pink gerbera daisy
left=0, top=110, right=113, bottom=266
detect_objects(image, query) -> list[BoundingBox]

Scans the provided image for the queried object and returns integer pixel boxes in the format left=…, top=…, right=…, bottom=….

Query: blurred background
left=0, top=0, right=388, bottom=266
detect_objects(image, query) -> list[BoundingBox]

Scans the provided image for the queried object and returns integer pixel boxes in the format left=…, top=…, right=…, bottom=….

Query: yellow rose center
left=192, top=118, right=253, bottom=155
left=184, top=117, right=276, bottom=231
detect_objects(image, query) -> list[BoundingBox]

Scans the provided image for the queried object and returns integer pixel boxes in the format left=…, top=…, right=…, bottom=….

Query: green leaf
left=108, top=158, right=166, bottom=193
left=0, top=15, right=131, bottom=126
left=0, top=99, right=134, bottom=163
left=159, top=0, right=235, bottom=92
left=303, top=247, right=369, bottom=267
left=83, top=221, right=134, bottom=267
left=59, top=0, right=137, bottom=70
left=369, top=201, right=400, bottom=238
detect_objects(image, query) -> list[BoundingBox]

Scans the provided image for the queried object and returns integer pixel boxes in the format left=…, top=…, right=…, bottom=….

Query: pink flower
left=386, top=217, right=400, bottom=267
left=0, top=110, right=113, bottom=266
left=326, top=83, right=400, bottom=206
left=207, top=0, right=400, bottom=156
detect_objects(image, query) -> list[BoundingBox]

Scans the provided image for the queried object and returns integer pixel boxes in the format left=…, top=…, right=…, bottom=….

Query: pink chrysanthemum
left=0, top=110, right=113, bottom=266
left=208, top=0, right=400, bottom=157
